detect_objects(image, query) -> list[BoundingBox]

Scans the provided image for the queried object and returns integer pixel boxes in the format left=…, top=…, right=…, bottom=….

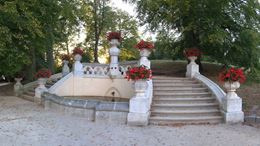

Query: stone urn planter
left=188, top=56, right=197, bottom=64
left=14, top=78, right=23, bottom=96
left=134, top=80, right=148, bottom=98
left=37, top=78, right=48, bottom=90
left=109, top=39, right=120, bottom=47
left=186, top=56, right=199, bottom=78
left=74, top=54, right=82, bottom=62
left=223, top=81, right=240, bottom=99
left=35, top=78, right=48, bottom=99
left=73, top=54, right=84, bottom=76
left=62, top=60, right=70, bottom=77
left=139, top=49, right=151, bottom=68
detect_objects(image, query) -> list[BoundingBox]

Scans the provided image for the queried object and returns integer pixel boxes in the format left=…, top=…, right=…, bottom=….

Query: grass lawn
left=151, top=60, right=260, bottom=116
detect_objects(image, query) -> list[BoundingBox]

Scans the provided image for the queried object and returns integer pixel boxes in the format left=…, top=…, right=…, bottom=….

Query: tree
left=129, top=0, right=260, bottom=70
left=0, top=0, right=80, bottom=79
left=81, top=3, right=140, bottom=62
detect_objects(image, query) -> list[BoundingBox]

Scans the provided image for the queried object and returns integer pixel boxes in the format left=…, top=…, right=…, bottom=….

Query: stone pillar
left=73, top=54, right=84, bottom=77
left=138, top=49, right=151, bottom=68
left=109, top=39, right=121, bottom=77
left=186, top=56, right=199, bottom=78
left=35, top=78, right=48, bottom=104
left=223, top=81, right=244, bottom=123
left=14, top=78, right=23, bottom=96
left=62, top=60, right=70, bottom=77
left=128, top=80, right=150, bottom=126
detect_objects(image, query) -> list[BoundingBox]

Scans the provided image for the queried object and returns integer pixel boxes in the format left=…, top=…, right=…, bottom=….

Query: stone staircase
left=149, top=76, right=223, bottom=125
left=20, top=79, right=58, bottom=102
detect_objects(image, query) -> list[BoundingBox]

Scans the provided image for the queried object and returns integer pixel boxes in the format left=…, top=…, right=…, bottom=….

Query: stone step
left=151, top=109, right=221, bottom=117
left=151, top=103, right=219, bottom=111
left=152, top=76, right=189, bottom=80
left=153, top=87, right=207, bottom=90
left=153, top=97, right=216, bottom=104
left=153, top=92, right=212, bottom=97
left=20, top=94, right=34, bottom=102
left=25, top=91, right=35, bottom=97
left=152, top=102, right=219, bottom=107
left=153, top=83, right=204, bottom=88
left=154, top=88, right=209, bottom=93
left=149, top=116, right=223, bottom=125
left=153, top=80, right=197, bottom=83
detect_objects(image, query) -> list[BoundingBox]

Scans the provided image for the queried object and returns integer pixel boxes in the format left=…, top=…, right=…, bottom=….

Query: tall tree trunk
left=26, top=47, right=36, bottom=81
left=93, top=0, right=99, bottom=63
left=47, top=26, right=55, bottom=73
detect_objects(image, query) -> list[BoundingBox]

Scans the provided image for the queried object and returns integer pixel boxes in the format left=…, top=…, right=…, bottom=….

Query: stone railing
left=82, top=64, right=133, bottom=78
left=193, top=71, right=244, bottom=123
left=194, top=73, right=226, bottom=106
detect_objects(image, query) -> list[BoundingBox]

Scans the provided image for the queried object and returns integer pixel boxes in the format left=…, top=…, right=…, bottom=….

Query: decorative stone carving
left=62, top=60, right=70, bottom=77
left=223, top=81, right=244, bottom=123
left=73, top=54, right=84, bottom=77
left=14, top=78, right=23, bottom=96
left=139, top=49, right=151, bottom=68
left=186, top=56, right=199, bottom=78
left=109, top=39, right=121, bottom=78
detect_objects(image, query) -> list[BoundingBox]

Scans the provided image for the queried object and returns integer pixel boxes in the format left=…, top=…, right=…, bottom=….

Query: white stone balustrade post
left=73, top=54, right=84, bottom=77
left=128, top=49, right=152, bottom=126
left=14, top=78, right=23, bottom=96
left=62, top=60, right=70, bottom=77
left=35, top=78, right=48, bottom=103
left=109, top=39, right=121, bottom=77
left=223, top=81, right=244, bottom=123
left=186, top=56, right=199, bottom=78
left=138, top=49, right=151, bottom=69
left=127, top=80, right=150, bottom=126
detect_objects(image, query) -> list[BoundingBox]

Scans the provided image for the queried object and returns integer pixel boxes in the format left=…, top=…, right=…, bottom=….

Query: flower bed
left=107, top=32, right=122, bottom=42
left=35, top=68, right=52, bottom=79
left=73, top=47, right=84, bottom=56
left=125, top=65, right=152, bottom=81
left=135, top=40, right=154, bottom=50
left=183, top=48, right=201, bottom=57
left=219, top=67, right=246, bottom=83
left=61, top=54, right=71, bottom=61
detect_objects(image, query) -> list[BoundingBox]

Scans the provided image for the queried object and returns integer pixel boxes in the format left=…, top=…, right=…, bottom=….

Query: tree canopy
left=131, top=0, right=260, bottom=69
left=0, top=0, right=139, bottom=80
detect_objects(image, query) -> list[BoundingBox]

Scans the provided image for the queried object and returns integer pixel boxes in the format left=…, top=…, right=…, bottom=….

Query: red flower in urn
left=183, top=48, right=201, bottom=58
left=35, top=68, right=52, bottom=79
left=73, top=47, right=84, bottom=56
left=125, top=65, right=152, bottom=81
left=135, top=40, right=154, bottom=50
left=219, top=67, right=246, bottom=83
left=61, top=54, right=71, bottom=61
left=107, top=32, right=122, bottom=42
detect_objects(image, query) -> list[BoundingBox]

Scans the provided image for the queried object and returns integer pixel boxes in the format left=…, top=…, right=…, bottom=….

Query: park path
left=0, top=96, right=260, bottom=146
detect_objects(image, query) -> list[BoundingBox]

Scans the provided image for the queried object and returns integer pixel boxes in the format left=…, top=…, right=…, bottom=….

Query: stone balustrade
left=82, top=65, right=133, bottom=78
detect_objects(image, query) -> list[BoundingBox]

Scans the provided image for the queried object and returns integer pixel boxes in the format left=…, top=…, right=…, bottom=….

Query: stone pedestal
left=73, top=54, right=84, bottom=77
left=128, top=80, right=150, bottom=126
left=35, top=78, right=48, bottom=103
left=223, top=81, right=244, bottom=123
left=62, top=60, right=70, bottom=77
left=14, top=78, right=23, bottom=96
left=139, top=49, right=151, bottom=68
left=109, top=39, right=121, bottom=77
left=186, top=56, right=199, bottom=78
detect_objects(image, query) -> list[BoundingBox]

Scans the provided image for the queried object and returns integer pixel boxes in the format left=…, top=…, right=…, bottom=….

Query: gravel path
left=0, top=96, right=260, bottom=146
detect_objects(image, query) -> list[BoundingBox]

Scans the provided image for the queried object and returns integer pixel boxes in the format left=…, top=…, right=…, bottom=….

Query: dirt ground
left=0, top=96, right=259, bottom=146
left=151, top=60, right=260, bottom=116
